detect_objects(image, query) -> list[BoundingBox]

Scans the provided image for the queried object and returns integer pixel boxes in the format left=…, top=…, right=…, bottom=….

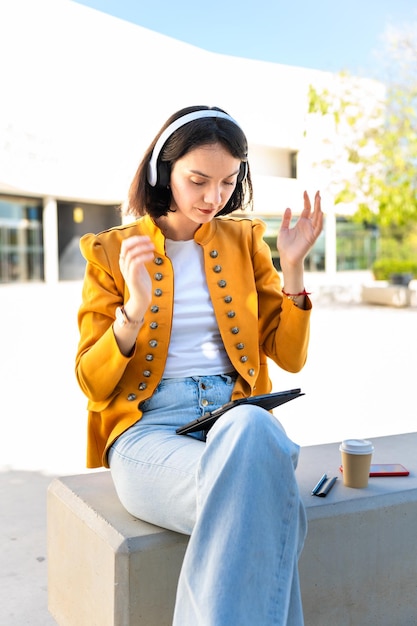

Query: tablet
left=176, top=388, right=304, bottom=435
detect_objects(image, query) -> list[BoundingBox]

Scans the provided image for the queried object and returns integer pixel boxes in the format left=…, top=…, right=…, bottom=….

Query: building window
left=57, top=200, right=120, bottom=280
left=336, top=218, right=378, bottom=271
left=246, top=214, right=377, bottom=273
left=0, top=196, right=44, bottom=283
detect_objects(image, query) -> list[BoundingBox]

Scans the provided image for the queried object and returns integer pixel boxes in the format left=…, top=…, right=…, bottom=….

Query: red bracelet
left=282, top=288, right=311, bottom=297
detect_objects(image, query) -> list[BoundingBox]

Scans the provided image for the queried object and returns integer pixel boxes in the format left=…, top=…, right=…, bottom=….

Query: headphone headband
left=147, top=110, right=246, bottom=187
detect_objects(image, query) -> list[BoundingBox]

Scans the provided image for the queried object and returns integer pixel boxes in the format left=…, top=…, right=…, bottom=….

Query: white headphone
left=147, top=109, right=248, bottom=187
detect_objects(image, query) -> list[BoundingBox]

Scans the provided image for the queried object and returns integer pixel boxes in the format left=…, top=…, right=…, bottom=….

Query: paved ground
left=1, top=277, right=416, bottom=625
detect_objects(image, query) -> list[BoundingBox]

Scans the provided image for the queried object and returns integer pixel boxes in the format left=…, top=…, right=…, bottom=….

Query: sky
left=72, top=0, right=417, bottom=77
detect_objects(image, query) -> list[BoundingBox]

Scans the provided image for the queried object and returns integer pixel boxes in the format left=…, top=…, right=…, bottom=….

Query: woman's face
left=166, top=143, right=241, bottom=239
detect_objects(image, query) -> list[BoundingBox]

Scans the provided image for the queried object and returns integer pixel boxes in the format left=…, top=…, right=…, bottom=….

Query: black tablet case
left=176, top=388, right=304, bottom=435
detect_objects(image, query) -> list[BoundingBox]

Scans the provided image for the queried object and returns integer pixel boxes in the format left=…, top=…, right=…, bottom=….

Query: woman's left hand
left=277, top=191, right=323, bottom=269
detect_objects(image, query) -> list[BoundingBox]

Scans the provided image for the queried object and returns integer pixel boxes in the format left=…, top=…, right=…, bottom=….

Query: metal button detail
left=202, top=399, right=209, bottom=407
left=248, top=368, right=255, bottom=376
left=227, top=311, right=236, bottom=318
left=213, top=265, right=222, bottom=273
left=154, top=257, right=163, bottom=265
left=236, top=342, right=245, bottom=350
left=210, top=250, right=219, bottom=258
left=149, top=339, right=158, bottom=348
left=138, top=382, right=147, bottom=390
left=127, top=393, right=137, bottom=401
left=154, top=288, right=163, bottom=297
left=143, top=370, right=151, bottom=378
left=240, top=356, right=248, bottom=363
left=224, top=295, right=232, bottom=303
left=145, top=354, right=154, bottom=361
left=150, top=321, right=158, bottom=329
left=150, top=305, right=159, bottom=313
left=154, top=272, right=163, bottom=281
left=231, top=327, right=240, bottom=334
left=218, top=280, right=227, bottom=288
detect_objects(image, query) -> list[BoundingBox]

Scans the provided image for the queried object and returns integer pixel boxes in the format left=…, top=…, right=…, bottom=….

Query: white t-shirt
left=163, top=238, right=233, bottom=378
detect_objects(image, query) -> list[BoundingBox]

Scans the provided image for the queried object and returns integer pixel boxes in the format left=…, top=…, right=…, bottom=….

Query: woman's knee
left=210, top=404, right=282, bottom=438
left=208, top=405, right=299, bottom=464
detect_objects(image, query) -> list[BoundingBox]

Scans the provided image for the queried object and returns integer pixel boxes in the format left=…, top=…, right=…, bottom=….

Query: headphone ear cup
left=156, top=161, right=171, bottom=188
left=237, top=161, right=247, bottom=183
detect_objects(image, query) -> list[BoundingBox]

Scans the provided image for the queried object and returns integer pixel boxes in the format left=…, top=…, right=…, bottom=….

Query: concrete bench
left=47, top=432, right=417, bottom=626
left=361, top=282, right=411, bottom=307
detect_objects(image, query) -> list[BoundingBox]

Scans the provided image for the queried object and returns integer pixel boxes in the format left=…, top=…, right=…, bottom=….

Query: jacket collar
left=194, top=218, right=218, bottom=245
left=141, top=213, right=219, bottom=251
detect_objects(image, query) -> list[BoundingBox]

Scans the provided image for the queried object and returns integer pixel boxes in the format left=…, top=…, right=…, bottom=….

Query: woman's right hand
left=119, top=235, right=155, bottom=321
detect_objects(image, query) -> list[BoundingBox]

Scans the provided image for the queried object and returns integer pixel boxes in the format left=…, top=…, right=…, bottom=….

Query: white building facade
left=0, top=0, right=382, bottom=283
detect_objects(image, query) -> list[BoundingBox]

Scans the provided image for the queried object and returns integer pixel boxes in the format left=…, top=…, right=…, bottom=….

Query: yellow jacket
left=76, top=214, right=311, bottom=468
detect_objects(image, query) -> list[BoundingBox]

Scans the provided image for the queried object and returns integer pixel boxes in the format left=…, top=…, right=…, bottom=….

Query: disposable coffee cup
left=339, top=439, right=374, bottom=488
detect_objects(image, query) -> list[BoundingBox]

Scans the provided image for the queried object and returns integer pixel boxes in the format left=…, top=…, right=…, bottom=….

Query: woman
left=76, top=105, right=323, bottom=625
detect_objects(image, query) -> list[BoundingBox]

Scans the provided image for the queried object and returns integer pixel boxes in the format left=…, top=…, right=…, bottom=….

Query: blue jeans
left=109, top=375, right=307, bottom=625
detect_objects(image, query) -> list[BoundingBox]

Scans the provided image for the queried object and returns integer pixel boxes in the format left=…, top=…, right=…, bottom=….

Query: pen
left=317, top=476, right=338, bottom=497
left=311, top=473, right=327, bottom=495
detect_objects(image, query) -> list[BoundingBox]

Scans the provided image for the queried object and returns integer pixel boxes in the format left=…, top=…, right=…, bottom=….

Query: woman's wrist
left=279, top=260, right=304, bottom=287
left=113, top=301, right=146, bottom=357
left=282, top=287, right=311, bottom=298
left=281, top=287, right=310, bottom=310
left=123, top=298, right=148, bottom=326
left=113, top=319, right=141, bottom=357
left=115, top=306, right=143, bottom=327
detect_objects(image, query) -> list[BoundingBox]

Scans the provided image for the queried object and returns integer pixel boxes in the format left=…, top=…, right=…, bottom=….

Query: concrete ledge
left=361, top=282, right=411, bottom=307
left=297, top=432, right=417, bottom=626
left=48, top=433, right=417, bottom=626
left=47, top=472, right=188, bottom=626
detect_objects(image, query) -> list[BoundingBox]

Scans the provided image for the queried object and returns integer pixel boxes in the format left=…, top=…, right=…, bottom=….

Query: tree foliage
left=307, top=21, right=417, bottom=261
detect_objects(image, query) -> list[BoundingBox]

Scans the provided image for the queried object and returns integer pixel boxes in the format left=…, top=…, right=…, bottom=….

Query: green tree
left=307, top=21, right=417, bottom=274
